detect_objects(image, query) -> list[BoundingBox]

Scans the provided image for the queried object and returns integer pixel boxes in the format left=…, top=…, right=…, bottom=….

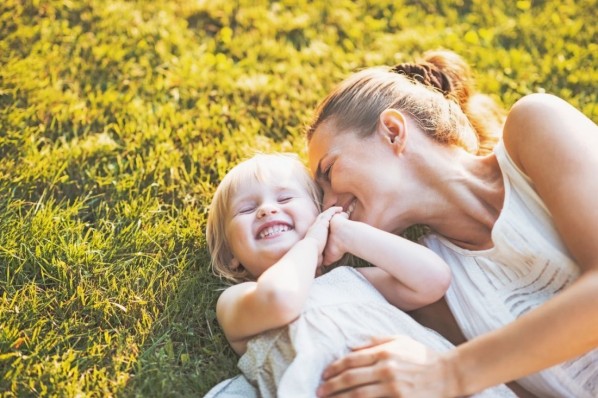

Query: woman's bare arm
left=450, top=93, right=598, bottom=395
left=317, top=94, right=598, bottom=397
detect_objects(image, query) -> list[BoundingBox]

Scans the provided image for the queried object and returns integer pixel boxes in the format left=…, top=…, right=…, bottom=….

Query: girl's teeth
left=259, top=224, right=291, bottom=238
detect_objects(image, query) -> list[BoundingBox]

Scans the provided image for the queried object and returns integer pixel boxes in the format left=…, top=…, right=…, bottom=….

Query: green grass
left=0, top=0, right=596, bottom=396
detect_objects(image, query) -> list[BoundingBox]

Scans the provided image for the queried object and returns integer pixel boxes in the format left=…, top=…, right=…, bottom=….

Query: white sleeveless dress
left=205, top=266, right=514, bottom=397
left=422, top=140, right=598, bottom=398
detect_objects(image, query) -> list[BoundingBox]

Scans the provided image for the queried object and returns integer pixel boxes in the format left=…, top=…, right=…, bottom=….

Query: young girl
left=204, top=153, right=514, bottom=397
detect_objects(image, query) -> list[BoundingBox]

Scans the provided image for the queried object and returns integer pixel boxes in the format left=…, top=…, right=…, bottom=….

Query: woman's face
left=308, top=121, right=403, bottom=232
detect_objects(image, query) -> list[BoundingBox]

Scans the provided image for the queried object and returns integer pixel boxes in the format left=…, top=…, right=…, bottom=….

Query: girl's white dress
left=205, top=266, right=514, bottom=397
left=421, top=141, right=598, bottom=398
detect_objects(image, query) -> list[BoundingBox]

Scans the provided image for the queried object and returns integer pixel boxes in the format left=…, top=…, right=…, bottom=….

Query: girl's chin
left=262, top=241, right=298, bottom=259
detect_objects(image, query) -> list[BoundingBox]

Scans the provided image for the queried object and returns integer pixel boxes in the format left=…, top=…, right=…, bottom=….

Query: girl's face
left=308, top=122, right=403, bottom=232
left=225, top=176, right=319, bottom=278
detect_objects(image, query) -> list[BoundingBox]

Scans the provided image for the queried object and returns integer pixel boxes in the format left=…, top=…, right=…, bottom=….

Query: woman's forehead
left=308, top=124, right=359, bottom=172
left=307, top=126, right=334, bottom=172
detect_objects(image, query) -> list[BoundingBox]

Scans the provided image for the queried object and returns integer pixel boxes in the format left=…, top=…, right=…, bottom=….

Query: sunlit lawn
left=0, top=0, right=595, bottom=396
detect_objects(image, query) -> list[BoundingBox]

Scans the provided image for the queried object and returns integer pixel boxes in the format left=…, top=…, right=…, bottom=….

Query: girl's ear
left=229, top=257, right=241, bottom=270
left=378, top=109, right=408, bottom=154
left=229, top=257, right=252, bottom=281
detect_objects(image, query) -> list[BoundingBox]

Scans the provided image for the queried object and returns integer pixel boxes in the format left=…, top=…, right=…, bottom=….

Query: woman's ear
left=378, top=109, right=408, bottom=154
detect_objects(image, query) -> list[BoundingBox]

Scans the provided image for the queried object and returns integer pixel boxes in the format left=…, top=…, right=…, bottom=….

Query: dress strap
left=493, top=140, right=550, bottom=215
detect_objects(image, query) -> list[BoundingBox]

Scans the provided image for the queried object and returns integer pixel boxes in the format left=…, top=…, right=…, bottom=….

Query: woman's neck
left=404, top=146, right=505, bottom=250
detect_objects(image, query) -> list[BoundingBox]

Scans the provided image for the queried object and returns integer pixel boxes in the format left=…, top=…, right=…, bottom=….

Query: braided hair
left=390, top=62, right=454, bottom=98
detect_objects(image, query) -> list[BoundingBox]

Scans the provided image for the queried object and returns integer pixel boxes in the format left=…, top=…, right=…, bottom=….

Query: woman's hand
left=317, top=335, right=458, bottom=398
left=322, top=211, right=351, bottom=266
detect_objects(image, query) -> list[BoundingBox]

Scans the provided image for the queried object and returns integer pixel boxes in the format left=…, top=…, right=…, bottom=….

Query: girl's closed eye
left=237, top=205, right=256, bottom=215
left=278, top=195, right=294, bottom=203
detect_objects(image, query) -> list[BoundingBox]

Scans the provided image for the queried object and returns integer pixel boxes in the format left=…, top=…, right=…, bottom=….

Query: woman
left=306, top=50, right=598, bottom=398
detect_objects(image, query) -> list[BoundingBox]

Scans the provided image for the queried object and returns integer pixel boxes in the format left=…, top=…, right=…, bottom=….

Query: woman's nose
left=257, top=204, right=279, bottom=218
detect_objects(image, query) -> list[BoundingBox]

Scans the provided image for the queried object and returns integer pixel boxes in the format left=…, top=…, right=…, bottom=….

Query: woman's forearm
left=449, top=269, right=598, bottom=396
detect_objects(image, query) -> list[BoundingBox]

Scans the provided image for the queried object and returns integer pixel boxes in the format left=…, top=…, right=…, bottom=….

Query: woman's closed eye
left=323, top=161, right=335, bottom=183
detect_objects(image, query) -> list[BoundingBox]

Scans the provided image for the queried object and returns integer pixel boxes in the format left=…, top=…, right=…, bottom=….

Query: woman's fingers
left=322, top=380, right=389, bottom=398
left=318, top=358, right=409, bottom=398
left=317, top=363, right=381, bottom=397
left=318, top=336, right=443, bottom=397
left=349, top=336, right=397, bottom=351
left=323, top=349, right=378, bottom=380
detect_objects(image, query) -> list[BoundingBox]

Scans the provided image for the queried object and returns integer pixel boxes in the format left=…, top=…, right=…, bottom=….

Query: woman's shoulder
left=503, top=94, right=566, bottom=145
left=502, top=93, right=595, bottom=175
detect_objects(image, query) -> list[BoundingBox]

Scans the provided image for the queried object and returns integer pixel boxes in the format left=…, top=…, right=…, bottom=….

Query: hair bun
left=391, top=62, right=453, bottom=97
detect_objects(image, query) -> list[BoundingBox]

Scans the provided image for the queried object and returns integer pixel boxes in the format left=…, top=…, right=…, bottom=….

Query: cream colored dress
left=422, top=140, right=598, bottom=398
left=204, top=266, right=514, bottom=398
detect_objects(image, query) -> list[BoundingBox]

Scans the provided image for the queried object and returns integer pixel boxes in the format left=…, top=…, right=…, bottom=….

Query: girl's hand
left=305, top=206, right=344, bottom=255
left=317, top=335, right=456, bottom=398
left=322, top=212, right=350, bottom=266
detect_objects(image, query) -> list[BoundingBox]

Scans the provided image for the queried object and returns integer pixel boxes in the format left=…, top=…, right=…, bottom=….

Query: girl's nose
left=257, top=204, right=279, bottom=218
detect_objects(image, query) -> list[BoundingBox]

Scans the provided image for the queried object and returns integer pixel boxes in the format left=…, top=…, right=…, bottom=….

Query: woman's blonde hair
left=306, top=50, right=505, bottom=155
left=206, top=153, right=322, bottom=283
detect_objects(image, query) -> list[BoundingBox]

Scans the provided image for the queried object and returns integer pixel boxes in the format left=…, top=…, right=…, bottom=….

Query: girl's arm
left=216, top=207, right=342, bottom=355
left=325, top=213, right=451, bottom=310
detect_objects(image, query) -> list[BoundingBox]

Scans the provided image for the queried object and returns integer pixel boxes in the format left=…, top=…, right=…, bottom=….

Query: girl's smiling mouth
left=256, top=222, right=293, bottom=239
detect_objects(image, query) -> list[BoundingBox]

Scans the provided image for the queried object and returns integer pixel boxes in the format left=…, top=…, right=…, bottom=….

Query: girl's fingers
left=330, top=211, right=349, bottom=222
left=316, top=206, right=342, bottom=224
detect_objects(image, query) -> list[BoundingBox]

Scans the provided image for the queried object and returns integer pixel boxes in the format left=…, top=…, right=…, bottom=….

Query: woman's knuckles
left=376, top=349, right=394, bottom=361
left=378, top=360, right=401, bottom=379
left=388, top=381, right=407, bottom=396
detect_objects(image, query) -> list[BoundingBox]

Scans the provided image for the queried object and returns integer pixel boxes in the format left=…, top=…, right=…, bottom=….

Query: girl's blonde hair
left=306, top=50, right=505, bottom=155
left=206, top=153, right=322, bottom=283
